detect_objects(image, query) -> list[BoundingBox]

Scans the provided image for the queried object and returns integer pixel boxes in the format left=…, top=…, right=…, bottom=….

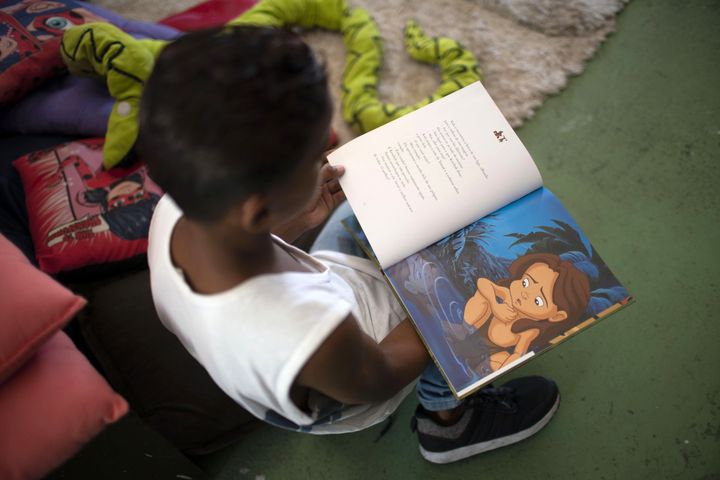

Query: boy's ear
left=227, top=194, right=271, bottom=233
left=549, top=310, right=568, bottom=323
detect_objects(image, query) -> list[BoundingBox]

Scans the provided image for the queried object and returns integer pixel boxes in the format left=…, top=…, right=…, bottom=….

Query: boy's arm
left=295, top=315, right=430, bottom=406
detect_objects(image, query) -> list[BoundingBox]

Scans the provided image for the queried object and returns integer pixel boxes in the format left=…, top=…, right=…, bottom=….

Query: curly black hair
left=137, top=26, right=330, bottom=222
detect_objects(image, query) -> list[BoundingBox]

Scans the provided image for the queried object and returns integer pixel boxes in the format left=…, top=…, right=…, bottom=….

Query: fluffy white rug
left=91, top=0, right=629, bottom=142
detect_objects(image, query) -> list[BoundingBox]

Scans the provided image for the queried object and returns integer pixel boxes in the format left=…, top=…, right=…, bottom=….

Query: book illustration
left=381, top=188, right=631, bottom=395
left=341, top=214, right=375, bottom=260
left=460, top=251, right=591, bottom=372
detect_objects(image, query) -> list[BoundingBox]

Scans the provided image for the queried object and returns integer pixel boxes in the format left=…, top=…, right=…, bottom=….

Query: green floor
left=198, top=0, right=720, bottom=478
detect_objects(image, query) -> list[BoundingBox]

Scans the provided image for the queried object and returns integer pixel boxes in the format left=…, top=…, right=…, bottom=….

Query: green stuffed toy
left=338, top=9, right=481, bottom=133
left=60, top=23, right=165, bottom=169
left=227, top=0, right=345, bottom=29
left=60, top=0, right=480, bottom=169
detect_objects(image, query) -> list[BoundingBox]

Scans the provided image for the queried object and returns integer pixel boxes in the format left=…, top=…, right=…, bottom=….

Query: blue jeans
left=311, top=202, right=461, bottom=412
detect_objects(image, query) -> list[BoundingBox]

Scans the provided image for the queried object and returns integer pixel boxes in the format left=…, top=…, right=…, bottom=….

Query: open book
left=327, top=82, right=632, bottom=399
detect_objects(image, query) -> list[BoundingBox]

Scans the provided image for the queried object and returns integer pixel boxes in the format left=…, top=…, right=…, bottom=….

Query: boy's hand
left=272, top=160, right=345, bottom=243
left=302, top=162, right=346, bottom=230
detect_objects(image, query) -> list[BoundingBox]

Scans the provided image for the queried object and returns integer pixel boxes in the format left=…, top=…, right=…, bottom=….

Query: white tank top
left=147, top=196, right=413, bottom=433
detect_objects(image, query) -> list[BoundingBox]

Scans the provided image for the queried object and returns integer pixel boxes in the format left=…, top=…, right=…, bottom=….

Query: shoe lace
left=468, top=386, right=516, bottom=411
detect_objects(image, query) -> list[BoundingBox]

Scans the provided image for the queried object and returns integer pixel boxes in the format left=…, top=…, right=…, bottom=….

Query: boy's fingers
left=319, top=164, right=333, bottom=181
left=321, top=164, right=345, bottom=182
left=326, top=178, right=342, bottom=193
left=331, top=189, right=346, bottom=206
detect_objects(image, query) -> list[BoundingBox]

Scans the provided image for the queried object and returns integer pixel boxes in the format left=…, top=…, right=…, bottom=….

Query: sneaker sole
left=419, top=393, right=561, bottom=464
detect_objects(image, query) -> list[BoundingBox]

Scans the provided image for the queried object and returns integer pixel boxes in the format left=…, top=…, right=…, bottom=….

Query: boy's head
left=138, top=26, right=330, bottom=224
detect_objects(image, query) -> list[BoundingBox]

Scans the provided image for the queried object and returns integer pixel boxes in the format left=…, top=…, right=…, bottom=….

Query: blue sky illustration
left=477, top=187, right=593, bottom=260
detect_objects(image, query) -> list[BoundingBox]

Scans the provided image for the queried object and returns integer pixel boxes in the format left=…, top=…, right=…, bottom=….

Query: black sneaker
left=410, top=376, right=560, bottom=464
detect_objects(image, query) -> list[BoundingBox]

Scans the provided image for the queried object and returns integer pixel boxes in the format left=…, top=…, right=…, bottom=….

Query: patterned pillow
left=12, top=138, right=163, bottom=274
left=0, top=0, right=105, bottom=105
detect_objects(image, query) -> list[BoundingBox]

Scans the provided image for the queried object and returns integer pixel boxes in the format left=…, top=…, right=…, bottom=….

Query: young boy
left=141, top=26, right=560, bottom=464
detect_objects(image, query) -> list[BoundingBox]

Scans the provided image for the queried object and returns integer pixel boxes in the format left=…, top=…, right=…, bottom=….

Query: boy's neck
left=171, top=216, right=278, bottom=294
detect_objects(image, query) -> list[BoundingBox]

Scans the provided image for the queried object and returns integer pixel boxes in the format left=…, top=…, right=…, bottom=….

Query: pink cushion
left=0, top=0, right=106, bottom=105
left=12, top=138, right=163, bottom=274
left=0, top=234, right=86, bottom=383
left=0, top=331, right=128, bottom=480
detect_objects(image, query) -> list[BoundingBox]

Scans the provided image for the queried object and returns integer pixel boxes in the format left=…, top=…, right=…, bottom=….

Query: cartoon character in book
left=456, top=253, right=591, bottom=372
left=46, top=155, right=161, bottom=247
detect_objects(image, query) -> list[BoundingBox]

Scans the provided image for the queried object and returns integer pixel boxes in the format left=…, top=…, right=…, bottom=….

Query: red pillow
left=12, top=138, right=163, bottom=274
left=0, top=233, right=86, bottom=383
left=0, top=331, right=129, bottom=480
left=0, top=0, right=106, bottom=105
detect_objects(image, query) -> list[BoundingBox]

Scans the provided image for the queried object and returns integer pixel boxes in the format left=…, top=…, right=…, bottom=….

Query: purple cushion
left=0, top=4, right=179, bottom=137
left=0, top=75, right=112, bottom=136
left=76, top=1, right=180, bottom=41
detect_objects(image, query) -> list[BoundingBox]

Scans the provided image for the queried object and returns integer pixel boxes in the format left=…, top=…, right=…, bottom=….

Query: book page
left=328, top=82, right=542, bottom=268
left=381, top=187, right=633, bottom=398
